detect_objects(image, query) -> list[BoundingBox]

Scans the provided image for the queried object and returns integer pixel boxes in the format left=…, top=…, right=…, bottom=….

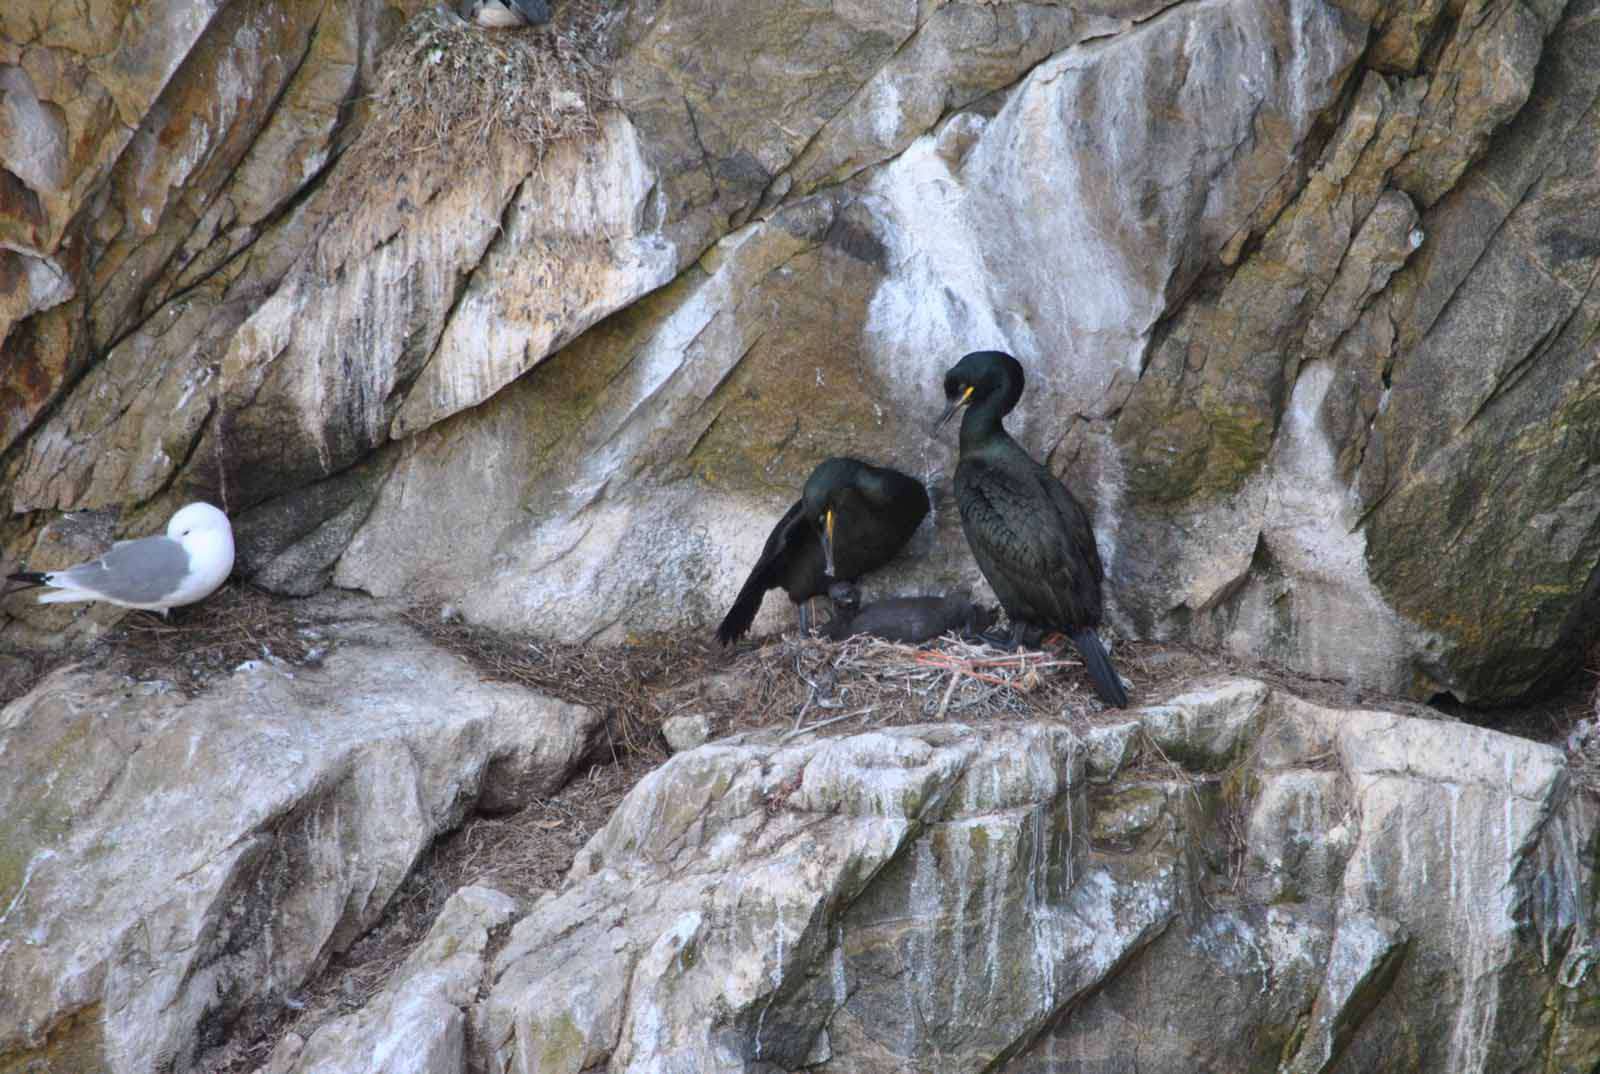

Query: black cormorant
left=819, top=583, right=993, bottom=644
left=934, top=350, right=1128, bottom=707
left=716, top=458, right=930, bottom=645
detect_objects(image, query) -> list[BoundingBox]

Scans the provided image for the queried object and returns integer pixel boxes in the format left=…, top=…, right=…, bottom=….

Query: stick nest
left=351, top=1, right=617, bottom=180
left=674, top=630, right=1158, bottom=746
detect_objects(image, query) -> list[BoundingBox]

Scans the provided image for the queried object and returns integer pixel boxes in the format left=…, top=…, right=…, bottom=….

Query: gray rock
left=1283, top=912, right=1409, bottom=1074
left=661, top=712, right=711, bottom=754
left=264, top=885, right=520, bottom=1074
left=1137, top=678, right=1271, bottom=771
left=0, top=620, right=599, bottom=1074
left=1079, top=720, right=1142, bottom=782
left=475, top=724, right=1175, bottom=1073
left=461, top=683, right=1599, bottom=1074
left=232, top=454, right=393, bottom=596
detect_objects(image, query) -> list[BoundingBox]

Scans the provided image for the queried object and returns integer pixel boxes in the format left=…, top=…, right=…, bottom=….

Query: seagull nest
left=101, top=584, right=322, bottom=696
left=349, top=0, right=617, bottom=181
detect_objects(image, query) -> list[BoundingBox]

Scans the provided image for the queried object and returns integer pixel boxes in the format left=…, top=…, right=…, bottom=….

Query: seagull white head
left=163, top=502, right=235, bottom=601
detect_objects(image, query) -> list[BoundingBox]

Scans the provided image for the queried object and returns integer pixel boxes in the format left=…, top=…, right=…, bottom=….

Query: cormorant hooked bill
left=933, top=350, right=1128, bottom=707
left=716, top=458, right=931, bottom=645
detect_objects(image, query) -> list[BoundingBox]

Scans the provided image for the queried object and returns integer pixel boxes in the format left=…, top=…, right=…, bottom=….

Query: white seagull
left=6, top=502, right=235, bottom=614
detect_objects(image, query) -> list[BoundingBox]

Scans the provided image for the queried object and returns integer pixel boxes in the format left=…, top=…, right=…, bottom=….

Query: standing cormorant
left=933, top=351, right=1128, bottom=707
left=716, top=458, right=930, bottom=645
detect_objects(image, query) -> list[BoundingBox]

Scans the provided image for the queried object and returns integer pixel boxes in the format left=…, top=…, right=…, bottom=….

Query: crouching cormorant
left=819, top=583, right=994, bottom=644
left=934, top=350, right=1128, bottom=707
left=716, top=458, right=930, bottom=645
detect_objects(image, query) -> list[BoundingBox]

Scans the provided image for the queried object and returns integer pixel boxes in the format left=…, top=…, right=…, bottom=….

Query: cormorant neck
left=958, top=393, right=1013, bottom=455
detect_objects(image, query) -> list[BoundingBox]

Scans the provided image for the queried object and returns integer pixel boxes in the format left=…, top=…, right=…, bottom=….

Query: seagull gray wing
left=58, top=536, right=191, bottom=604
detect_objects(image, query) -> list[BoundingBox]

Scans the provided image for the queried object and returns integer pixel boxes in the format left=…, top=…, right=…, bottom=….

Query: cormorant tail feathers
left=716, top=568, right=770, bottom=646
left=1068, top=627, right=1128, bottom=708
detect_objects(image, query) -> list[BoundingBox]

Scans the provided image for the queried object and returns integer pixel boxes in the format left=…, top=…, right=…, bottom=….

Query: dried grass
left=201, top=758, right=644, bottom=1074
left=104, top=583, right=322, bottom=695
left=342, top=1, right=616, bottom=190
left=406, top=607, right=718, bottom=760
left=5, top=583, right=319, bottom=705
left=1565, top=647, right=1600, bottom=797
left=0, top=647, right=54, bottom=707
left=347, top=606, right=1190, bottom=750
left=705, top=630, right=1169, bottom=744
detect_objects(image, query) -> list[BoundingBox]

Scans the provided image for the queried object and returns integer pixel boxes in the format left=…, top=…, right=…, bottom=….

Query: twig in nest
left=933, top=670, right=960, bottom=721
left=781, top=706, right=877, bottom=743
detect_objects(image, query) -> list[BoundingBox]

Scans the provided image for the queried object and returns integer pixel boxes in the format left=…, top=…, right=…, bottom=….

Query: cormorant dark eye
left=944, top=375, right=961, bottom=399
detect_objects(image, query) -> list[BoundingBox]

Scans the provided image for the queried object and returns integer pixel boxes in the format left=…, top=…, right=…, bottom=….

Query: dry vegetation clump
left=408, top=607, right=718, bottom=759
left=411, top=607, right=1178, bottom=753
left=1565, top=642, right=1600, bottom=796
left=708, top=631, right=1165, bottom=742
left=105, top=583, right=322, bottom=695
left=0, top=645, right=56, bottom=706
left=202, top=759, right=644, bottom=1074
left=3, top=583, right=336, bottom=703
left=346, top=0, right=617, bottom=186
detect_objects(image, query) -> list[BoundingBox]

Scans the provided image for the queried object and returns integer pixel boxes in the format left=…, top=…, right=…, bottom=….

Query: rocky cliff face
left=4, top=647, right=1595, bottom=1074
left=4, top=0, right=1597, bottom=703
left=470, top=682, right=1600, bottom=1074
left=0, top=610, right=602, bottom=1074
left=5, top=3, right=1599, bottom=1070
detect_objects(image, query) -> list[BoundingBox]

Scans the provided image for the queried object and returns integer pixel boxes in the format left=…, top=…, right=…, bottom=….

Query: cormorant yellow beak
left=822, top=508, right=837, bottom=577
left=933, top=385, right=975, bottom=434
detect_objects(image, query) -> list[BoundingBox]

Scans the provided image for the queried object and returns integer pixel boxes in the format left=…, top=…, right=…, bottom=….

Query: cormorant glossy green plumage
left=934, top=350, right=1128, bottom=707
left=716, top=457, right=931, bottom=645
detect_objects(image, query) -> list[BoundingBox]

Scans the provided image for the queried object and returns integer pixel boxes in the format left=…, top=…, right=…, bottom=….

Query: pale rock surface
left=334, top=195, right=966, bottom=641
left=775, top=1, right=1165, bottom=199
left=387, top=114, right=677, bottom=439
left=334, top=0, right=1370, bottom=643
left=4, top=0, right=1599, bottom=706
left=476, top=724, right=1175, bottom=1073
left=0, top=0, right=408, bottom=457
left=1136, top=677, right=1270, bottom=770
left=660, top=712, right=711, bottom=754
left=460, top=682, right=1600, bottom=1073
left=0, top=618, right=600, bottom=1074
left=1079, top=720, right=1141, bottom=781
left=263, top=885, right=520, bottom=1074
left=1112, top=0, right=1596, bottom=701
left=1282, top=911, right=1408, bottom=1074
